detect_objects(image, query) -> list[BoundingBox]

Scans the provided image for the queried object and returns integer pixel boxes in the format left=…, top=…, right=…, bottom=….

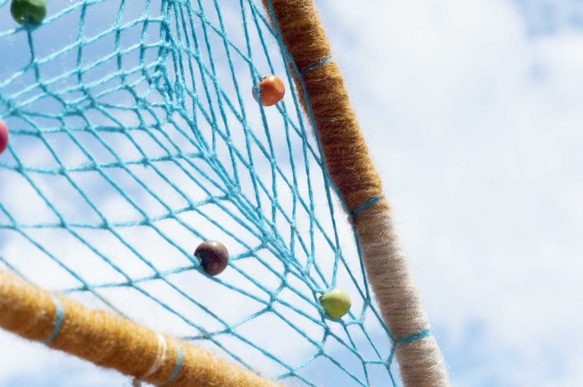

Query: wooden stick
left=0, top=271, right=281, bottom=387
left=262, top=0, right=450, bottom=384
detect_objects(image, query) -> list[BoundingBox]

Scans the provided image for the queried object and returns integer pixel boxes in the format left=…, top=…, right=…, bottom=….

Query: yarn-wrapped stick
left=0, top=271, right=280, bottom=387
left=262, top=0, right=450, bottom=385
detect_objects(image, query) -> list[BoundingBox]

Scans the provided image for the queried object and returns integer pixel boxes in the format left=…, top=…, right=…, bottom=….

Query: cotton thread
left=356, top=207, right=449, bottom=385
left=42, top=295, right=64, bottom=345
left=142, top=334, right=167, bottom=379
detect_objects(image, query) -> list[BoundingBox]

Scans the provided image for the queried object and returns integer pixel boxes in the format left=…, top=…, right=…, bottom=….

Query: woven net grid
left=0, top=0, right=405, bottom=385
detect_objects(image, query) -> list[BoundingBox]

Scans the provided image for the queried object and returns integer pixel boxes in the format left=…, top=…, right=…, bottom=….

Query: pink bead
left=0, top=119, right=8, bottom=155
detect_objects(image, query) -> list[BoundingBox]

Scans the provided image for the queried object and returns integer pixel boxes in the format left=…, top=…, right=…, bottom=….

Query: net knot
left=349, top=195, right=385, bottom=224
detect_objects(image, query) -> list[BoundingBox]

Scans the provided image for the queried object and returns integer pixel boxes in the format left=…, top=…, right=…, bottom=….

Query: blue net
left=0, top=0, right=407, bottom=385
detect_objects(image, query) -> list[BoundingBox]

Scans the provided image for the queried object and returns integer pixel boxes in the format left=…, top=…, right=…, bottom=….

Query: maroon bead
left=194, top=240, right=229, bottom=276
left=0, top=119, right=8, bottom=155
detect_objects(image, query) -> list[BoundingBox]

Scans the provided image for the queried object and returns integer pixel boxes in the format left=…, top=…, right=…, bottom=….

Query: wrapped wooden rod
left=0, top=271, right=281, bottom=387
left=262, top=0, right=450, bottom=385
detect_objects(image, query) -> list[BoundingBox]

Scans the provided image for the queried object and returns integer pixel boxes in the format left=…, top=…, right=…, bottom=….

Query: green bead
left=11, top=0, right=47, bottom=26
left=319, top=288, right=351, bottom=319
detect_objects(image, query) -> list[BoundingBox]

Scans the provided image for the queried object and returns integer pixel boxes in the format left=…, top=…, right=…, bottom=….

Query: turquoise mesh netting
left=0, top=0, right=413, bottom=385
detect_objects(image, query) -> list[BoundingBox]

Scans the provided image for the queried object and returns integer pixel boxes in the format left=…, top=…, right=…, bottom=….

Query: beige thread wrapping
left=142, top=334, right=168, bottom=380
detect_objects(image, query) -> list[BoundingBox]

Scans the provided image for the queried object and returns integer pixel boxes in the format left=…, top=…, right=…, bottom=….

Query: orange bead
left=253, top=75, right=285, bottom=106
left=0, top=119, right=8, bottom=155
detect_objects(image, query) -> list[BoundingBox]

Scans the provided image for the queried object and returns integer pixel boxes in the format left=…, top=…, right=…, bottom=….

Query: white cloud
left=0, top=330, right=128, bottom=386
left=323, top=0, right=583, bottom=384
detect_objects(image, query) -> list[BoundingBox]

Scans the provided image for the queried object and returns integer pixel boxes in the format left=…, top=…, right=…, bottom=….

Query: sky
left=323, top=0, right=583, bottom=385
left=1, top=0, right=583, bottom=386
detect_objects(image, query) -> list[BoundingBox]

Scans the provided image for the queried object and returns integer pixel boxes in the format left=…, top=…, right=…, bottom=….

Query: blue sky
left=323, top=0, right=583, bottom=385
left=1, top=0, right=583, bottom=386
